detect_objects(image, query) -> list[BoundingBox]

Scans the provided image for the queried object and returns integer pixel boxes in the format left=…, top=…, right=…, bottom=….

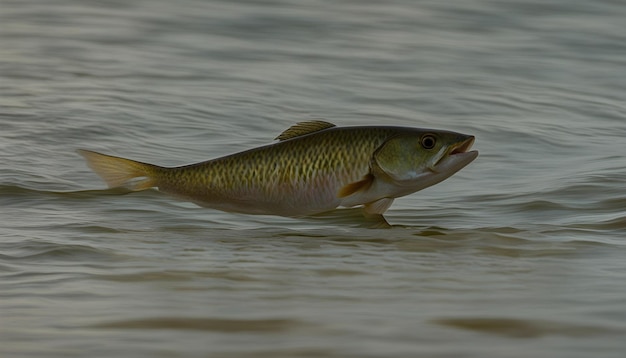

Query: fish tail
left=77, top=149, right=161, bottom=191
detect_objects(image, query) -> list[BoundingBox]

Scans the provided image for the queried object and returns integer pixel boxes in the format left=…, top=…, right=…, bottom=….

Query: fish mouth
left=449, top=136, right=476, bottom=156
left=429, top=136, right=478, bottom=173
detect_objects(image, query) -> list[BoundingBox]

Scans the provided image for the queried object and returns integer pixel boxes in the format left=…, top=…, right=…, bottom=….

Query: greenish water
left=1, top=0, right=625, bottom=357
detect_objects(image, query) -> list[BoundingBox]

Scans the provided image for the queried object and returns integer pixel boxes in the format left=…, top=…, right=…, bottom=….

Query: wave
left=0, top=240, right=121, bottom=262
left=0, top=184, right=134, bottom=199
left=91, top=316, right=312, bottom=333
left=433, top=317, right=624, bottom=338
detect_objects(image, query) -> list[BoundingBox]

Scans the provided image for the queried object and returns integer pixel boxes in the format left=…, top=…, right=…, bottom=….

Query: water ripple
left=92, top=317, right=312, bottom=333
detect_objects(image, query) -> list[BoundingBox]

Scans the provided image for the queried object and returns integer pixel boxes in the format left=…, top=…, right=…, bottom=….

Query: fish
left=78, top=120, right=478, bottom=225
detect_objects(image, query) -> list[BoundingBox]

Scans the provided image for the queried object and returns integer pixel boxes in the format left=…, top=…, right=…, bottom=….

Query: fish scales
left=78, top=121, right=478, bottom=223
left=157, top=127, right=397, bottom=215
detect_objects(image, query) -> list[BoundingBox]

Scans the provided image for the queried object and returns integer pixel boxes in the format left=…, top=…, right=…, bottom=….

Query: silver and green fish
left=79, top=121, right=478, bottom=224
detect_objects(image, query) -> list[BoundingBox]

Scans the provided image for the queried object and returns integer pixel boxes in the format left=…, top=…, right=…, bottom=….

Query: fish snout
left=449, top=135, right=476, bottom=156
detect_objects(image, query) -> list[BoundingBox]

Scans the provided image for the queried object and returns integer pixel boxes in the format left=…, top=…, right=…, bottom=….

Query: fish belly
left=165, top=171, right=346, bottom=216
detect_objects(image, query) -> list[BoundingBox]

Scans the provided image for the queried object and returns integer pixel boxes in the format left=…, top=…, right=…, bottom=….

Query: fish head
left=372, top=130, right=478, bottom=192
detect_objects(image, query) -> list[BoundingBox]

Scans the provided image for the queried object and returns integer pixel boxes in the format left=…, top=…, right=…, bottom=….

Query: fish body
left=79, top=121, right=478, bottom=223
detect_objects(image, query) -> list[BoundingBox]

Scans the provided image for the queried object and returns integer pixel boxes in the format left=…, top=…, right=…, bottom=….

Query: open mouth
left=450, top=136, right=476, bottom=155
left=429, top=136, right=478, bottom=174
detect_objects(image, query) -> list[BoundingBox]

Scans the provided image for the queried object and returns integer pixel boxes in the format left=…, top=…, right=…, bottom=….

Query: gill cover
left=372, top=134, right=445, bottom=184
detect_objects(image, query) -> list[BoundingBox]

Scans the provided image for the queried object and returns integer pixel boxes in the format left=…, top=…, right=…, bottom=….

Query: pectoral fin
left=337, top=174, right=374, bottom=198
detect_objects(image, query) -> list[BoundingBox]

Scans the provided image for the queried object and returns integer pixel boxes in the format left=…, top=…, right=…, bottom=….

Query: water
left=1, top=0, right=625, bottom=356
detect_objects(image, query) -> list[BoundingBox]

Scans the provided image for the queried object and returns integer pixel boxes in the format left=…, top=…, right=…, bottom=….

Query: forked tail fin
left=77, top=149, right=161, bottom=191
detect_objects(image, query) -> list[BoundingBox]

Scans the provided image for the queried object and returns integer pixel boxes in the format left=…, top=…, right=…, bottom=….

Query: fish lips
left=435, top=136, right=479, bottom=173
left=450, top=136, right=477, bottom=156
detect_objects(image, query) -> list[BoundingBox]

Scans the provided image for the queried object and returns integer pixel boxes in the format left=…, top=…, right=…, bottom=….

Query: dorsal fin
left=275, top=120, right=336, bottom=141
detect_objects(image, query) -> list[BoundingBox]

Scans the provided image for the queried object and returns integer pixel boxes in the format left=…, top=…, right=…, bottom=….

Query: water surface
left=1, top=0, right=625, bottom=357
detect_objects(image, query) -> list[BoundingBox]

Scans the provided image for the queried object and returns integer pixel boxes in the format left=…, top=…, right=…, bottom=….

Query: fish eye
left=421, top=135, right=436, bottom=149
